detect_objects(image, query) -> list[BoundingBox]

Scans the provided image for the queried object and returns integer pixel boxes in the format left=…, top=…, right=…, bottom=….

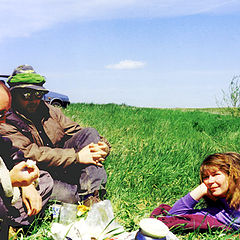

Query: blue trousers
left=50, top=128, right=108, bottom=203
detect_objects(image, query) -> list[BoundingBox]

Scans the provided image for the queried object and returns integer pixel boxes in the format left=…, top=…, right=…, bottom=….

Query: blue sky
left=1, top=0, right=240, bottom=108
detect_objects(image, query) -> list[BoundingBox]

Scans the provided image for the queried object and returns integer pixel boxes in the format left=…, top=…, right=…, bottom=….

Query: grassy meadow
left=14, top=103, right=240, bottom=239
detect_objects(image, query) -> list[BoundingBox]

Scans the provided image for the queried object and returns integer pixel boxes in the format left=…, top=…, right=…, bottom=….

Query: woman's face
left=202, top=169, right=229, bottom=198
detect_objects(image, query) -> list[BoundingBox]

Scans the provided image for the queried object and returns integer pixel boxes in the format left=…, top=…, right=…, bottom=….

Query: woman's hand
left=9, top=161, right=39, bottom=187
left=21, top=184, right=42, bottom=216
left=190, top=182, right=218, bottom=202
left=77, top=142, right=108, bottom=167
left=190, top=182, right=209, bottom=201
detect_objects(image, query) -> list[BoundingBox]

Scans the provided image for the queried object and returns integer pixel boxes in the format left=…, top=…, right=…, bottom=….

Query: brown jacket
left=0, top=102, right=82, bottom=168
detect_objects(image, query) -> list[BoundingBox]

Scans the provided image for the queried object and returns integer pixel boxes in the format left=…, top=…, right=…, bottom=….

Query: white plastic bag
left=50, top=200, right=124, bottom=240
left=84, top=199, right=124, bottom=239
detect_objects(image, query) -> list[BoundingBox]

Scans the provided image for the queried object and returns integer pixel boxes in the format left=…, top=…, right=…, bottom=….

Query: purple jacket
left=169, top=193, right=240, bottom=230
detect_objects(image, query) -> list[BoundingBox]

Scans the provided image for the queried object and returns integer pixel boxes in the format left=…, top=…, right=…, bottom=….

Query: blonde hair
left=200, top=152, right=240, bottom=209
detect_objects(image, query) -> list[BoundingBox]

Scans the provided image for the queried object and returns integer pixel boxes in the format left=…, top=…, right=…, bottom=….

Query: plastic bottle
left=49, top=203, right=62, bottom=222
left=59, top=203, right=78, bottom=225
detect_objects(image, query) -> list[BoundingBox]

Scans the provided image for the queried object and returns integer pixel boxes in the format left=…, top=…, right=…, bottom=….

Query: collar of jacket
left=6, top=101, right=50, bottom=138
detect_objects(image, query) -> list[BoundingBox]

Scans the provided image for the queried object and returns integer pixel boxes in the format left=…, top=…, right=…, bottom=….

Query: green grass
left=14, top=103, right=240, bottom=239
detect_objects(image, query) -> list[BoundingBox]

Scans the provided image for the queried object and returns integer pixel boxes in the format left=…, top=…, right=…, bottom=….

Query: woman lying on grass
left=151, top=152, right=240, bottom=231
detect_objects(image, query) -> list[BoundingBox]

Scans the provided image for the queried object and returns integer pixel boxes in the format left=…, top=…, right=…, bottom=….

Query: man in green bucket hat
left=0, top=64, right=110, bottom=207
left=7, top=64, right=47, bottom=91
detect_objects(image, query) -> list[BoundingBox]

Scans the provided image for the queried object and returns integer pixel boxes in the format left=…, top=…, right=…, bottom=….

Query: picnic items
left=50, top=200, right=178, bottom=240
left=50, top=200, right=125, bottom=240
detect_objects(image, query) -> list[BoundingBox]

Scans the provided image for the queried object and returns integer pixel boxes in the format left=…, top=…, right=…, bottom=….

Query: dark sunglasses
left=21, top=91, right=46, bottom=101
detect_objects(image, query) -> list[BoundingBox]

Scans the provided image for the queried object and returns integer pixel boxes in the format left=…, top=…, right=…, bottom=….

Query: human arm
left=190, top=182, right=217, bottom=201
left=77, top=142, right=108, bottom=167
left=21, top=184, right=42, bottom=216
left=170, top=191, right=240, bottom=229
left=0, top=105, right=81, bottom=168
left=23, top=139, right=109, bottom=168
left=190, top=182, right=208, bottom=201
left=169, top=192, right=199, bottom=215
left=9, top=161, right=39, bottom=187
left=0, top=136, right=38, bottom=206
left=10, top=161, right=40, bottom=211
left=0, top=105, right=110, bottom=168
left=0, top=122, right=80, bottom=168
left=169, top=183, right=211, bottom=215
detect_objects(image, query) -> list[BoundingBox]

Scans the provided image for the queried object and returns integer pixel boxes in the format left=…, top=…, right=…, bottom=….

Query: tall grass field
left=14, top=103, right=240, bottom=239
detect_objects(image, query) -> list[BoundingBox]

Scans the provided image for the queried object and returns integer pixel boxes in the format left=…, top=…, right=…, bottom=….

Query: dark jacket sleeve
left=0, top=136, right=26, bottom=170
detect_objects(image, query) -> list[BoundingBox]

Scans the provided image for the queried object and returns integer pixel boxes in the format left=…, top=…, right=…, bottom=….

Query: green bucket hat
left=7, top=64, right=49, bottom=92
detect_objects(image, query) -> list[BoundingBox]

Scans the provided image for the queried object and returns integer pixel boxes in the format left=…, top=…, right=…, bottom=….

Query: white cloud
left=0, top=0, right=240, bottom=41
left=105, top=60, right=146, bottom=70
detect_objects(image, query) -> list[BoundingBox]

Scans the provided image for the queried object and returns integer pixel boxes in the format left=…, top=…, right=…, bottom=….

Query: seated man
left=0, top=65, right=110, bottom=206
left=0, top=81, right=53, bottom=239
